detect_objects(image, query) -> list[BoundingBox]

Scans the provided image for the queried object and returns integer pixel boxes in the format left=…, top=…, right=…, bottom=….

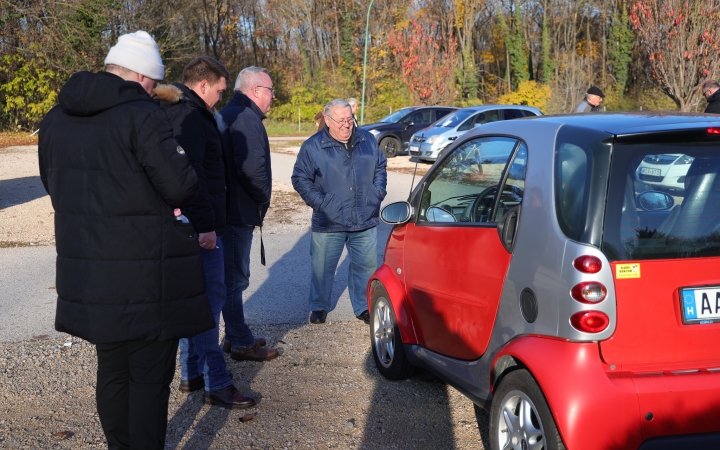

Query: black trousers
left=95, top=340, right=179, bottom=450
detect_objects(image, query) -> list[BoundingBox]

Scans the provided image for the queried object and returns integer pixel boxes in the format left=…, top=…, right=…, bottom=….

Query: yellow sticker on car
left=616, top=263, right=641, bottom=279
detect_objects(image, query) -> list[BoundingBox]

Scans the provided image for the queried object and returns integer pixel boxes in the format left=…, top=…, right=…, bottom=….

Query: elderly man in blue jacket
left=292, top=98, right=388, bottom=324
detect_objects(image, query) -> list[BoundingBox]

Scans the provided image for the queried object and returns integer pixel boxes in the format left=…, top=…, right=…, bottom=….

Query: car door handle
left=497, top=205, right=521, bottom=253
left=448, top=136, right=457, bottom=141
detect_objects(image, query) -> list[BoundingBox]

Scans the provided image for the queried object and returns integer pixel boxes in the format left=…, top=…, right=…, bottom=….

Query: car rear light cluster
left=570, top=256, right=609, bottom=333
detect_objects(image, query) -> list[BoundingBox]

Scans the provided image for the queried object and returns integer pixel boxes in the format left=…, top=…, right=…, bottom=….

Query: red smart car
left=369, top=113, right=720, bottom=450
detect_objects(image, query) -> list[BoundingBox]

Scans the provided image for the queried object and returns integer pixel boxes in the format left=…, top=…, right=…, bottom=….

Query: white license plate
left=641, top=167, right=662, bottom=177
left=409, top=145, right=419, bottom=154
left=680, top=287, right=720, bottom=324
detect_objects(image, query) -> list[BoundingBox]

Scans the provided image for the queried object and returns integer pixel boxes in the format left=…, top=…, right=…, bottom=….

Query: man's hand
left=199, top=231, right=217, bottom=249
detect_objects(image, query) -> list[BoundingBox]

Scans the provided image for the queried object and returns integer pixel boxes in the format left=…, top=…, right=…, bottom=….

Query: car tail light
left=707, top=127, right=720, bottom=135
left=573, top=255, right=602, bottom=273
left=571, top=282, right=607, bottom=303
left=571, top=311, right=609, bottom=333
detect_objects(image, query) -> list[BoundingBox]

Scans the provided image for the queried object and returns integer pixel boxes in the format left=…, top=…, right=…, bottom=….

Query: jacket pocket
left=363, top=186, right=383, bottom=220
left=315, top=193, right=344, bottom=228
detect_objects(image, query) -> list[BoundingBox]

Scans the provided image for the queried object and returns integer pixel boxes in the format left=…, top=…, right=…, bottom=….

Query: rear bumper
left=497, top=337, right=720, bottom=450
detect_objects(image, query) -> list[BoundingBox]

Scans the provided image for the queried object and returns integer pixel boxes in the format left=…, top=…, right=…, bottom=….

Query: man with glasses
left=702, top=80, right=720, bottom=113
left=292, top=99, right=388, bottom=325
left=575, top=85, right=605, bottom=112
left=216, top=66, right=280, bottom=363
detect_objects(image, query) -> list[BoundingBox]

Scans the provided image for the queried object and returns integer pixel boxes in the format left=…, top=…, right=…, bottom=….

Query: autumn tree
left=388, top=20, right=458, bottom=105
left=631, top=0, right=720, bottom=111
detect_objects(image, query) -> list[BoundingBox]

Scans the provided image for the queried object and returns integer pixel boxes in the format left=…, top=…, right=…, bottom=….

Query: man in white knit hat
left=39, top=31, right=213, bottom=450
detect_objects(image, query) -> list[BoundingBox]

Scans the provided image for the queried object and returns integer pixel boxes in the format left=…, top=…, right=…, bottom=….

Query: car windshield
left=379, top=109, right=413, bottom=123
left=434, top=109, right=477, bottom=128
left=602, top=139, right=720, bottom=261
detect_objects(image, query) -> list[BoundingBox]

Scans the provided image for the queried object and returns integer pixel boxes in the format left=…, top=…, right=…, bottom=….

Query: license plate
left=409, top=145, right=419, bottom=154
left=680, top=287, right=720, bottom=324
left=641, top=167, right=662, bottom=177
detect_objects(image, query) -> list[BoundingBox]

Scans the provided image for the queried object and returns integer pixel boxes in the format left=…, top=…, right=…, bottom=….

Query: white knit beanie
left=104, top=31, right=165, bottom=80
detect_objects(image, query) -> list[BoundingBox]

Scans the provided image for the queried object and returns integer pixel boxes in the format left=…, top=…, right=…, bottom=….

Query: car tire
left=370, top=285, right=414, bottom=380
left=489, top=369, right=565, bottom=450
left=380, top=137, right=400, bottom=158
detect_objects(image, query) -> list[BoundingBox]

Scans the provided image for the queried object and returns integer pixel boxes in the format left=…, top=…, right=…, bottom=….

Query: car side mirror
left=637, top=191, right=675, bottom=211
left=426, top=206, right=456, bottom=222
left=473, top=122, right=483, bottom=128
left=381, top=202, right=413, bottom=224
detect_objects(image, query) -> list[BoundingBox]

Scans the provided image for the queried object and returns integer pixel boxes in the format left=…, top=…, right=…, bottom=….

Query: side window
left=408, top=110, right=433, bottom=125
left=435, top=109, right=454, bottom=121
left=493, top=143, right=527, bottom=221
left=419, top=136, right=519, bottom=224
left=555, top=143, right=589, bottom=240
left=476, top=110, right=500, bottom=125
left=503, top=109, right=526, bottom=120
left=457, top=113, right=480, bottom=131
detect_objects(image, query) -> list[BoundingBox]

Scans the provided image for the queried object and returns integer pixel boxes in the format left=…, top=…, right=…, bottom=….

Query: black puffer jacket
left=216, top=92, right=272, bottom=226
left=38, top=71, right=215, bottom=344
left=155, top=83, right=226, bottom=235
left=705, top=90, right=720, bottom=114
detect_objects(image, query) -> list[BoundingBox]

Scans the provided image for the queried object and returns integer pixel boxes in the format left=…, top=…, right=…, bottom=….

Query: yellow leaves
left=497, top=80, right=551, bottom=110
left=481, top=50, right=495, bottom=64
left=576, top=40, right=600, bottom=59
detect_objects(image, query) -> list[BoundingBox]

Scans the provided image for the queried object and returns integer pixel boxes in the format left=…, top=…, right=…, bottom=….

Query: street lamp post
left=360, top=0, right=375, bottom=126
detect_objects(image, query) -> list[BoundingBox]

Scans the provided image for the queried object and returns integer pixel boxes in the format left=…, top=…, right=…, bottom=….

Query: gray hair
left=347, top=97, right=358, bottom=107
left=702, top=80, right=720, bottom=92
left=323, top=98, right=351, bottom=116
left=234, top=66, right=270, bottom=93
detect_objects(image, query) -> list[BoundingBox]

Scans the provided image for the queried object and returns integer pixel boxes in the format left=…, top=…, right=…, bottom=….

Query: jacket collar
left=226, top=92, right=266, bottom=120
left=171, top=82, right=208, bottom=110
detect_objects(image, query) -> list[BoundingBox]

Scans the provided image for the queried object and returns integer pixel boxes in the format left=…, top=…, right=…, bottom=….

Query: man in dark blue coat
left=155, top=56, right=256, bottom=410
left=216, top=66, right=279, bottom=361
left=291, top=98, right=387, bottom=325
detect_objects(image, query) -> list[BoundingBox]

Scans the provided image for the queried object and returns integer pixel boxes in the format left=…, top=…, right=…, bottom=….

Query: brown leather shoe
left=203, top=385, right=256, bottom=409
left=222, top=337, right=266, bottom=354
left=230, top=342, right=279, bottom=362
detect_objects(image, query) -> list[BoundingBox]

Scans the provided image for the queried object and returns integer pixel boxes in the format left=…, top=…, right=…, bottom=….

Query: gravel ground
left=0, top=144, right=488, bottom=449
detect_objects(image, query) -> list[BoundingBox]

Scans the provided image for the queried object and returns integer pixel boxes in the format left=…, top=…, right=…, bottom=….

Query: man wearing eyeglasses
left=292, top=98, right=388, bottom=325
left=702, top=80, right=720, bottom=114
left=216, top=66, right=280, bottom=363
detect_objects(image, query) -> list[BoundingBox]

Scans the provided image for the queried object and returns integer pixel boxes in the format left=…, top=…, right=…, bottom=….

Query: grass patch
left=0, top=132, right=38, bottom=148
left=264, top=119, right=316, bottom=136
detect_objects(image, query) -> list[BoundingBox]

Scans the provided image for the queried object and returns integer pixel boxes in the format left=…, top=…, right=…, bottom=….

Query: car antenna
left=408, top=156, right=420, bottom=201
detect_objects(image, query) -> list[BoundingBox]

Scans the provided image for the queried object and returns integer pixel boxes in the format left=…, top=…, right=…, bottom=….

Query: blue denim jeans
left=221, top=224, right=255, bottom=349
left=179, top=239, right=232, bottom=392
left=309, top=227, right=378, bottom=316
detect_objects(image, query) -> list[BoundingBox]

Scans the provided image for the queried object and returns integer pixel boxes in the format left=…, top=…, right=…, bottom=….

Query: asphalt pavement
left=0, top=151, right=418, bottom=342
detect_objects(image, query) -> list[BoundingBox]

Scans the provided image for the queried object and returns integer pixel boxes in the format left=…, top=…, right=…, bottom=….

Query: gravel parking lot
left=0, top=144, right=488, bottom=450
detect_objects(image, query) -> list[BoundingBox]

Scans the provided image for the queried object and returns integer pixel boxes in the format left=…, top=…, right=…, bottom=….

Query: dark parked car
left=369, top=113, right=720, bottom=450
left=360, top=106, right=456, bottom=157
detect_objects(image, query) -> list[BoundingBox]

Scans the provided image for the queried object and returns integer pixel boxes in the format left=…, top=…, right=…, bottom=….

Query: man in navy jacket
left=292, top=98, right=387, bottom=325
left=216, top=66, right=279, bottom=362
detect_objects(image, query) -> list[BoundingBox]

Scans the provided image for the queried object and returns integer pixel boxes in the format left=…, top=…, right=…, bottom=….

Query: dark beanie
left=587, top=86, right=605, bottom=98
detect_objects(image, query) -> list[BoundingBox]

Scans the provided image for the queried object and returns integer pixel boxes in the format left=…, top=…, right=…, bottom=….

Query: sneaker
left=356, top=310, right=370, bottom=325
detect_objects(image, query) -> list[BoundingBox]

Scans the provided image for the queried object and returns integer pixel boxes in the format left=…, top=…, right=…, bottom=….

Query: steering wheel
left=494, top=185, right=525, bottom=220
left=459, top=186, right=497, bottom=222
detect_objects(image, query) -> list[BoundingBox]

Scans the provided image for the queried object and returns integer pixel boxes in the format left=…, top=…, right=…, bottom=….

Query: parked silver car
left=408, top=105, right=542, bottom=162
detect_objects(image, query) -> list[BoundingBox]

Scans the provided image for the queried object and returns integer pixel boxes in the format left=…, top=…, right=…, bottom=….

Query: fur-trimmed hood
left=153, top=83, right=183, bottom=104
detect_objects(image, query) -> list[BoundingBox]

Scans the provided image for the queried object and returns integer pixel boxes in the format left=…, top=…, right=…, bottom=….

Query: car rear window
left=602, top=138, right=720, bottom=261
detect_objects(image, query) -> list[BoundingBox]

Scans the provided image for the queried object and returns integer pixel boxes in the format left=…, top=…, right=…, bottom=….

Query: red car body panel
left=498, top=336, right=720, bottom=449
left=601, top=259, right=720, bottom=366
left=496, top=337, right=643, bottom=450
left=403, top=223, right=511, bottom=360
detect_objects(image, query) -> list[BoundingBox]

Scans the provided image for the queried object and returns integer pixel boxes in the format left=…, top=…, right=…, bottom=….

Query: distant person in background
left=155, top=56, right=256, bottom=410
left=575, top=86, right=605, bottom=112
left=39, top=31, right=214, bottom=449
left=702, top=80, right=720, bottom=113
left=314, top=110, right=325, bottom=132
left=348, top=98, right=359, bottom=124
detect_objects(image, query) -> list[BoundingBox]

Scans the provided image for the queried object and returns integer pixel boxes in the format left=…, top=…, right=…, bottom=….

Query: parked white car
left=636, top=153, right=694, bottom=192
